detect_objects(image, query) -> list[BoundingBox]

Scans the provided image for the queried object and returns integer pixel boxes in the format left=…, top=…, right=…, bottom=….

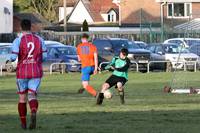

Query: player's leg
left=81, top=67, right=97, bottom=97
left=27, top=78, right=41, bottom=129
left=116, top=82, right=125, bottom=104
left=17, top=79, right=28, bottom=129
left=97, top=75, right=117, bottom=105
left=96, top=83, right=110, bottom=105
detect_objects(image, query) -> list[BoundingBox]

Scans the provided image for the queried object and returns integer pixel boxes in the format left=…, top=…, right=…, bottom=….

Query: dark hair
left=82, top=33, right=89, bottom=39
left=120, top=48, right=129, bottom=56
left=21, top=19, right=31, bottom=31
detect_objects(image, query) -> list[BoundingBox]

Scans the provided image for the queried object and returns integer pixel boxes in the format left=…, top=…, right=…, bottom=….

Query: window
left=147, top=45, right=156, bottom=53
left=108, top=14, right=114, bottom=22
left=168, top=3, right=172, bottom=17
left=155, top=46, right=164, bottom=54
left=107, top=10, right=116, bottom=22
left=167, top=3, right=192, bottom=18
left=108, top=15, right=111, bottom=22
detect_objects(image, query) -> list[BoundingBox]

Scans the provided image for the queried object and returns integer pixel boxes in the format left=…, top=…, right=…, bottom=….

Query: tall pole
left=113, top=0, right=121, bottom=26
left=118, top=3, right=121, bottom=26
left=63, top=0, right=67, bottom=32
left=161, top=2, right=166, bottom=42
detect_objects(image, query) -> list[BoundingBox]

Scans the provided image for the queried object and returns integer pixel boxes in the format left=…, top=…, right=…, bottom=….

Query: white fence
left=0, top=64, right=14, bottom=76
left=147, top=61, right=198, bottom=73
left=49, top=62, right=81, bottom=75
left=0, top=61, right=198, bottom=76
left=0, top=65, right=3, bottom=76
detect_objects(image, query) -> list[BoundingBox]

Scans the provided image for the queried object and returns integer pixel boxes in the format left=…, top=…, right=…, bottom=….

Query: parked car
left=164, top=38, right=200, bottom=48
left=0, top=45, right=17, bottom=72
left=147, top=43, right=199, bottom=71
left=93, top=38, right=151, bottom=72
left=43, top=44, right=81, bottom=72
left=0, top=43, right=12, bottom=47
left=189, top=44, right=200, bottom=57
left=45, top=40, right=65, bottom=46
left=133, top=41, right=148, bottom=49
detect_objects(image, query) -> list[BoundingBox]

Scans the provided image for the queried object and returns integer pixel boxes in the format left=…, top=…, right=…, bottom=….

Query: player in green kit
left=96, top=48, right=130, bottom=105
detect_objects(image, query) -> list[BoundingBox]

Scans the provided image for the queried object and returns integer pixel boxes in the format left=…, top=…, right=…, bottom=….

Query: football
left=104, top=90, right=113, bottom=99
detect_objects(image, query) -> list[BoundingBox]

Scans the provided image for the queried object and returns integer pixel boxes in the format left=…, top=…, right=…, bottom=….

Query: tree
left=82, top=20, right=89, bottom=31
left=30, top=0, right=58, bottom=22
left=14, top=0, right=59, bottom=22
left=14, top=0, right=33, bottom=13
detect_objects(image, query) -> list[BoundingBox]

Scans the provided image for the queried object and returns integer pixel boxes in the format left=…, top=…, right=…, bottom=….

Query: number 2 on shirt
left=27, top=42, right=35, bottom=58
left=81, top=46, right=89, bottom=55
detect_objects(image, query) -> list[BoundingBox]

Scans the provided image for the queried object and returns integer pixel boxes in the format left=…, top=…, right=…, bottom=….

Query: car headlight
left=128, top=54, right=134, bottom=58
left=172, top=57, right=178, bottom=60
left=69, top=59, right=79, bottom=64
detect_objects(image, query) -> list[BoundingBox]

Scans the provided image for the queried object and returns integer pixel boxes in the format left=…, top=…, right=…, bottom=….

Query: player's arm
left=114, top=58, right=130, bottom=72
left=77, top=46, right=81, bottom=62
left=104, top=57, right=116, bottom=70
left=40, top=37, right=47, bottom=62
left=10, top=38, right=20, bottom=62
left=94, top=51, right=98, bottom=74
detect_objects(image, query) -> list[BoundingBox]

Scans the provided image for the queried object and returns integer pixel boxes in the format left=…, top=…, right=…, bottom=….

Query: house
left=58, top=0, right=78, bottom=22
left=60, top=0, right=119, bottom=24
left=121, top=0, right=200, bottom=29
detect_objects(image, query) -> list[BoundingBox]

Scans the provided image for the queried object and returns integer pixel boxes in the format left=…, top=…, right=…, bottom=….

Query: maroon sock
left=18, top=103, right=27, bottom=126
left=29, top=99, right=38, bottom=114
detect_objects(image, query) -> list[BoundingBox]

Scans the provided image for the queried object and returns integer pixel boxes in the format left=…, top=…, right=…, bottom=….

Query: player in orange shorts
left=77, top=33, right=98, bottom=97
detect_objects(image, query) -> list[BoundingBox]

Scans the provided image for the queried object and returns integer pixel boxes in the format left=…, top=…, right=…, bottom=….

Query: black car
left=93, top=38, right=151, bottom=72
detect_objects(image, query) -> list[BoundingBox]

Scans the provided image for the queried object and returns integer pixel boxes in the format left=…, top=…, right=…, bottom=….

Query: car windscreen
left=164, top=45, right=189, bottom=53
left=185, top=40, right=200, bottom=47
left=128, top=44, right=140, bottom=49
left=93, top=40, right=112, bottom=49
left=110, top=40, right=129, bottom=49
left=56, top=47, right=77, bottom=55
left=0, top=47, right=11, bottom=55
left=189, top=44, right=200, bottom=56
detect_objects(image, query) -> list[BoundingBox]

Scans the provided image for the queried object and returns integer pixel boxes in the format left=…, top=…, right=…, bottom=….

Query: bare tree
left=31, top=0, right=58, bottom=22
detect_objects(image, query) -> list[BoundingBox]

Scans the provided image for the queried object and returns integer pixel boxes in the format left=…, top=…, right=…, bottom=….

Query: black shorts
left=105, top=75, right=127, bottom=88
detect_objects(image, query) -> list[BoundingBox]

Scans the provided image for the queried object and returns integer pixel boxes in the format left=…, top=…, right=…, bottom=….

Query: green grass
left=1, top=72, right=200, bottom=133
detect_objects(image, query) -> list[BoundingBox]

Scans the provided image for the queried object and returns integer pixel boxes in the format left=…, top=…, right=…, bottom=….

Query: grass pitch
left=1, top=72, right=200, bottom=133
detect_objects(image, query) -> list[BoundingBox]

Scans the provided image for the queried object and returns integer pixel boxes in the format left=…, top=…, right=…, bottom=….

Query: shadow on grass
left=1, top=110, right=200, bottom=133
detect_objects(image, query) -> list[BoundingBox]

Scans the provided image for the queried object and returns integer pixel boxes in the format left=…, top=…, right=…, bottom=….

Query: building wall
left=121, top=0, right=161, bottom=24
left=59, top=7, right=74, bottom=22
left=0, top=0, right=13, bottom=33
left=192, top=3, right=200, bottom=18
left=68, top=1, right=94, bottom=24
left=101, top=13, right=108, bottom=22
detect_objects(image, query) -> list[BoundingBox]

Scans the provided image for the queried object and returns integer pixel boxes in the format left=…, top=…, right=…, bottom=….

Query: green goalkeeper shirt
left=105, top=56, right=130, bottom=80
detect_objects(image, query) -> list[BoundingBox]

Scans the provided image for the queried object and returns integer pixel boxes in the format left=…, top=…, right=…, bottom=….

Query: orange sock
left=85, top=85, right=97, bottom=97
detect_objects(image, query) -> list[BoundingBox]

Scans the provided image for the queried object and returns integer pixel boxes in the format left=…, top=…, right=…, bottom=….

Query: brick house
left=121, top=0, right=200, bottom=29
left=59, top=0, right=119, bottom=24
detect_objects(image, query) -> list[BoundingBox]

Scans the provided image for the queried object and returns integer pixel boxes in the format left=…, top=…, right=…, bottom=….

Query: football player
left=11, top=19, right=47, bottom=129
left=96, top=48, right=130, bottom=105
left=77, top=33, right=98, bottom=97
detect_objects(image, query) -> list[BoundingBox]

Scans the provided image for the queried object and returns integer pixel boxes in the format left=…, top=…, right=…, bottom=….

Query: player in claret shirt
left=10, top=19, right=47, bottom=130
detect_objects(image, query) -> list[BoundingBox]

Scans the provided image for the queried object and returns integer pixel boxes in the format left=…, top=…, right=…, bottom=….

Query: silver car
left=0, top=45, right=17, bottom=72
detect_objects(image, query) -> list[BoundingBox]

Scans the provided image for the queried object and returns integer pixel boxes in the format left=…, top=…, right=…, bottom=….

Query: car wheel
left=6, top=61, right=14, bottom=73
left=166, top=62, right=173, bottom=72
